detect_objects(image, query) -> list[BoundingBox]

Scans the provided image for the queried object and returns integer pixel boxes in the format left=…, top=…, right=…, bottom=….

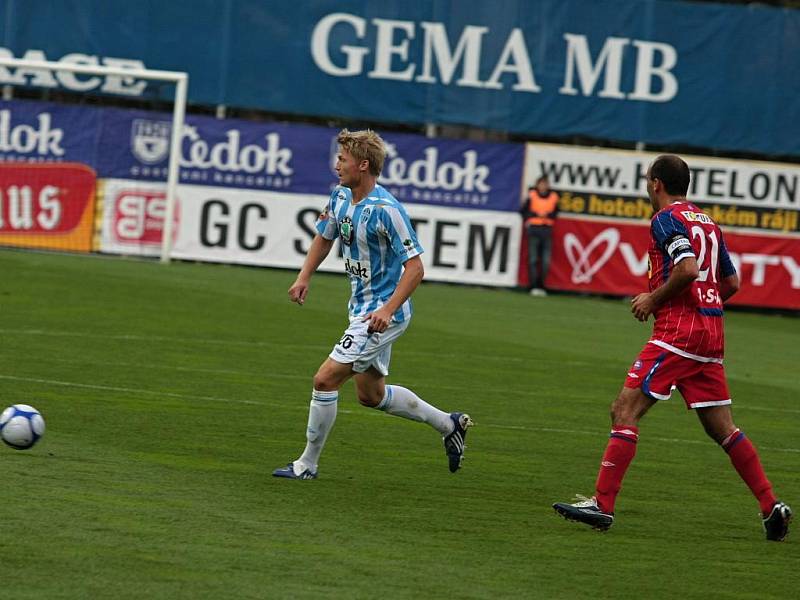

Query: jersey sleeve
left=651, top=211, right=695, bottom=265
left=378, top=204, right=424, bottom=262
left=718, top=231, right=737, bottom=278
left=315, top=189, right=339, bottom=240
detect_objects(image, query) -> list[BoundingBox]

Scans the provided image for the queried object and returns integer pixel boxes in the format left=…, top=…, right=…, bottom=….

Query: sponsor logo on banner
left=131, top=120, right=170, bottom=164
left=125, top=120, right=296, bottom=190
left=563, top=228, right=622, bottom=284
left=0, top=100, right=102, bottom=166
left=140, top=183, right=522, bottom=286
left=310, top=14, right=678, bottom=102
left=0, top=110, right=65, bottom=158
left=0, top=47, right=149, bottom=96
left=331, top=133, right=521, bottom=211
left=525, top=143, right=800, bottom=233
left=0, top=163, right=96, bottom=252
left=112, top=189, right=178, bottom=246
left=548, top=216, right=800, bottom=309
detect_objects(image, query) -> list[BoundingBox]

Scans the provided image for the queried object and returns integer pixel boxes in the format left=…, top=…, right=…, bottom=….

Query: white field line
left=0, top=328, right=530, bottom=363
left=1, top=373, right=798, bottom=455
left=8, top=351, right=800, bottom=415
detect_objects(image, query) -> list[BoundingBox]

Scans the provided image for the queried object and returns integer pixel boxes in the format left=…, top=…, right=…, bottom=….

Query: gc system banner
left=99, top=179, right=520, bottom=287
left=1, top=0, right=799, bottom=156
left=547, top=216, right=800, bottom=310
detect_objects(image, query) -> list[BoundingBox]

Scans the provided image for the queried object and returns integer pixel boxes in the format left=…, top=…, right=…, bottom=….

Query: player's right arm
left=631, top=257, right=698, bottom=321
left=631, top=211, right=698, bottom=321
left=289, top=192, right=339, bottom=305
left=288, top=234, right=334, bottom=305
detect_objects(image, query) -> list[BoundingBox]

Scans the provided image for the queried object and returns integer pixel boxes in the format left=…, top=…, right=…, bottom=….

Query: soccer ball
left=0, top=404, right=45, bottom=450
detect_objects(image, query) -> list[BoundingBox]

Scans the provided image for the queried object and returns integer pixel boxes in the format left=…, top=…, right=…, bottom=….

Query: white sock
left=296, top=389, right=338, bottom=473
left=376, top=385, right=452, bottom=435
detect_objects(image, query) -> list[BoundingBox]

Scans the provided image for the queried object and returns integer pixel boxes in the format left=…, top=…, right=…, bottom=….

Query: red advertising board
left=546, top=216, right=800, bottom=310
left=0, top=163, right=96, bottom=252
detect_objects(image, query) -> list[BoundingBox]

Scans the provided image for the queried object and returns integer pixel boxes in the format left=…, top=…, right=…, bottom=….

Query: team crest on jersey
left=340, top=216, right=354, bottom=245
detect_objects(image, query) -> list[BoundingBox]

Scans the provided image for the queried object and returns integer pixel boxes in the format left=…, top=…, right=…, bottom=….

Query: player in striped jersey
left=273, top=129, right=472, bottom=481
left=554, top=155, right=791, bottom=540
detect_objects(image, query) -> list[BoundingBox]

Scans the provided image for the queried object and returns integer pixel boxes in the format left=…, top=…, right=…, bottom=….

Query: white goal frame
left=0, top=57, right=188, bottom=263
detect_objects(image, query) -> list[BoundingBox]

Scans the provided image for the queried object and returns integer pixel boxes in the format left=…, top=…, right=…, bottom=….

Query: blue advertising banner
left=95, top=110, right=335, bottom=195
left=1, top=0, right=799, bottom=157
left=379, top=132, right=523, bottom=211
left=0, top=99, right=523, bottom=212
left=95, top=108, right=523, bottom=211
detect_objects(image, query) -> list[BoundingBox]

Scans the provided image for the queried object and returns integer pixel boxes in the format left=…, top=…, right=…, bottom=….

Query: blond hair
left=337, top=128, right=386, bottom=176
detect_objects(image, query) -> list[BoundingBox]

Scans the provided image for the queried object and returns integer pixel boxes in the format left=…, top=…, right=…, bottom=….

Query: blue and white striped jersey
left=316, top=184, right=424, bottom=321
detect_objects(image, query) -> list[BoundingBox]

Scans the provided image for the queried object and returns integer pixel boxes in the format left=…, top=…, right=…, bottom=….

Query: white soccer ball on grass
left=0, top=404, right=45, bottom=450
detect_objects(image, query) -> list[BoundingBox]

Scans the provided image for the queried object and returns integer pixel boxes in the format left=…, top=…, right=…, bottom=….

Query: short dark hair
left=650, top=155, right=690, bottom=196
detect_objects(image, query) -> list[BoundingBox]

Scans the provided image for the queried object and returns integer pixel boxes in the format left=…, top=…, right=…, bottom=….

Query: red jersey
left=647, top=201, right=736, bottom=362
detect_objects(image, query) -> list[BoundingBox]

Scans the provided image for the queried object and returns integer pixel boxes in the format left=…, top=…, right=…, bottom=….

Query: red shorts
left=624, top=343, right=731, bottom=409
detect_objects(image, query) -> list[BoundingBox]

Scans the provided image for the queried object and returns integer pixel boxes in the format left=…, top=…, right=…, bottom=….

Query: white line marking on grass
left=2, top=373, right=798, bottom=454
left=0, top=374, right=263, bottom=406
left=0, top=328, right=527, bottom=362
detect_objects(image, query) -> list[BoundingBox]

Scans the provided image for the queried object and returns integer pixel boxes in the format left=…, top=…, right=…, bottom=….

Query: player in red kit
left=553, top=155, right=792, bottom=541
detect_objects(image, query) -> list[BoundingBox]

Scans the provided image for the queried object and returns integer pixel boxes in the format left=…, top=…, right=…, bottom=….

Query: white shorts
left=329, top=316, right=410, bottom=376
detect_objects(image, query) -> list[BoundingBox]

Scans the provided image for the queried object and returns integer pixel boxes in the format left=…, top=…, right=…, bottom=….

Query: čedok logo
left=0, top=110, right=65, bottom=157
left=129, top=118, right=294, bottom=186
left=328, top=135, right=492, bottom=206
left=344, top=257, right=370, bottom=281
left=380, top=141, right=490, bottom=193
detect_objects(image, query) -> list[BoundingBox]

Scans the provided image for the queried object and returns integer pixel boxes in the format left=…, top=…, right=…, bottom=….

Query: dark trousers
left=526, top=225, right=553, bottom=289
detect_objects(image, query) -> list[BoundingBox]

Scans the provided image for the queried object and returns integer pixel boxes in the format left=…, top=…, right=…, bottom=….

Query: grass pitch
left=0, top=248, right=797, bottom=599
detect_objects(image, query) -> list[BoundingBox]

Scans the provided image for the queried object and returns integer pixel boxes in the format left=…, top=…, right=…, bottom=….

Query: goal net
left=0, top=57, right=187, bottom=261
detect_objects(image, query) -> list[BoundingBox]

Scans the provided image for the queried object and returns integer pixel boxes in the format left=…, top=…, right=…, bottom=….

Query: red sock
left=722, top=429, right=777, bottom=515
left=594, top=426, right=639, bottom=514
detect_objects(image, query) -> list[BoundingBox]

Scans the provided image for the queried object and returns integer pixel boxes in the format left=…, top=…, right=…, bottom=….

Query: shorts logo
left=131, top=119, right=170, bottom=164
left=340, top=216, right=354, bottom=245
left=344, top=257, right=370, bottom=281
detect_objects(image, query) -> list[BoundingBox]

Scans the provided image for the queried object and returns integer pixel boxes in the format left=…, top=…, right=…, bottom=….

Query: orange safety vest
left=525, top=190, right=558, bottom=227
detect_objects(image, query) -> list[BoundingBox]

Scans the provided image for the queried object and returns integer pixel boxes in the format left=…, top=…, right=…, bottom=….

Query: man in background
left=521, top=176, right=559, bottom=296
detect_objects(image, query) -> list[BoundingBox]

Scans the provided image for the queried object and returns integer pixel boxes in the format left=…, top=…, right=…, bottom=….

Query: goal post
left=0, top=57, right=188, bottom=262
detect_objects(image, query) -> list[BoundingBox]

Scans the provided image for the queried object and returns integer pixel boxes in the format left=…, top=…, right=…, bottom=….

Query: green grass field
left=0, top=248, right=797, bottom=599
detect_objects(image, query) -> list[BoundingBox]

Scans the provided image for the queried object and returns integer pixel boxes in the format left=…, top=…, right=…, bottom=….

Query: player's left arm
left=631, top=257, right=698, bottom=321
left=364, top=256, right=424, bottom=333
left=717, top=232, right=739, bottom=301
left=631, top=213, right=698, bottom=322
left=363, top=205, right=424, bottom=333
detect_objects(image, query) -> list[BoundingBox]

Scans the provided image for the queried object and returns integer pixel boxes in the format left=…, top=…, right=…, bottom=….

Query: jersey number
left=690, top=226, right=719, bottom=283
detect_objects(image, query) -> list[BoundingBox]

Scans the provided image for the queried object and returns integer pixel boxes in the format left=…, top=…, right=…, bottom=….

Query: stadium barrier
left=0, top=97, right=797, bottom=309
